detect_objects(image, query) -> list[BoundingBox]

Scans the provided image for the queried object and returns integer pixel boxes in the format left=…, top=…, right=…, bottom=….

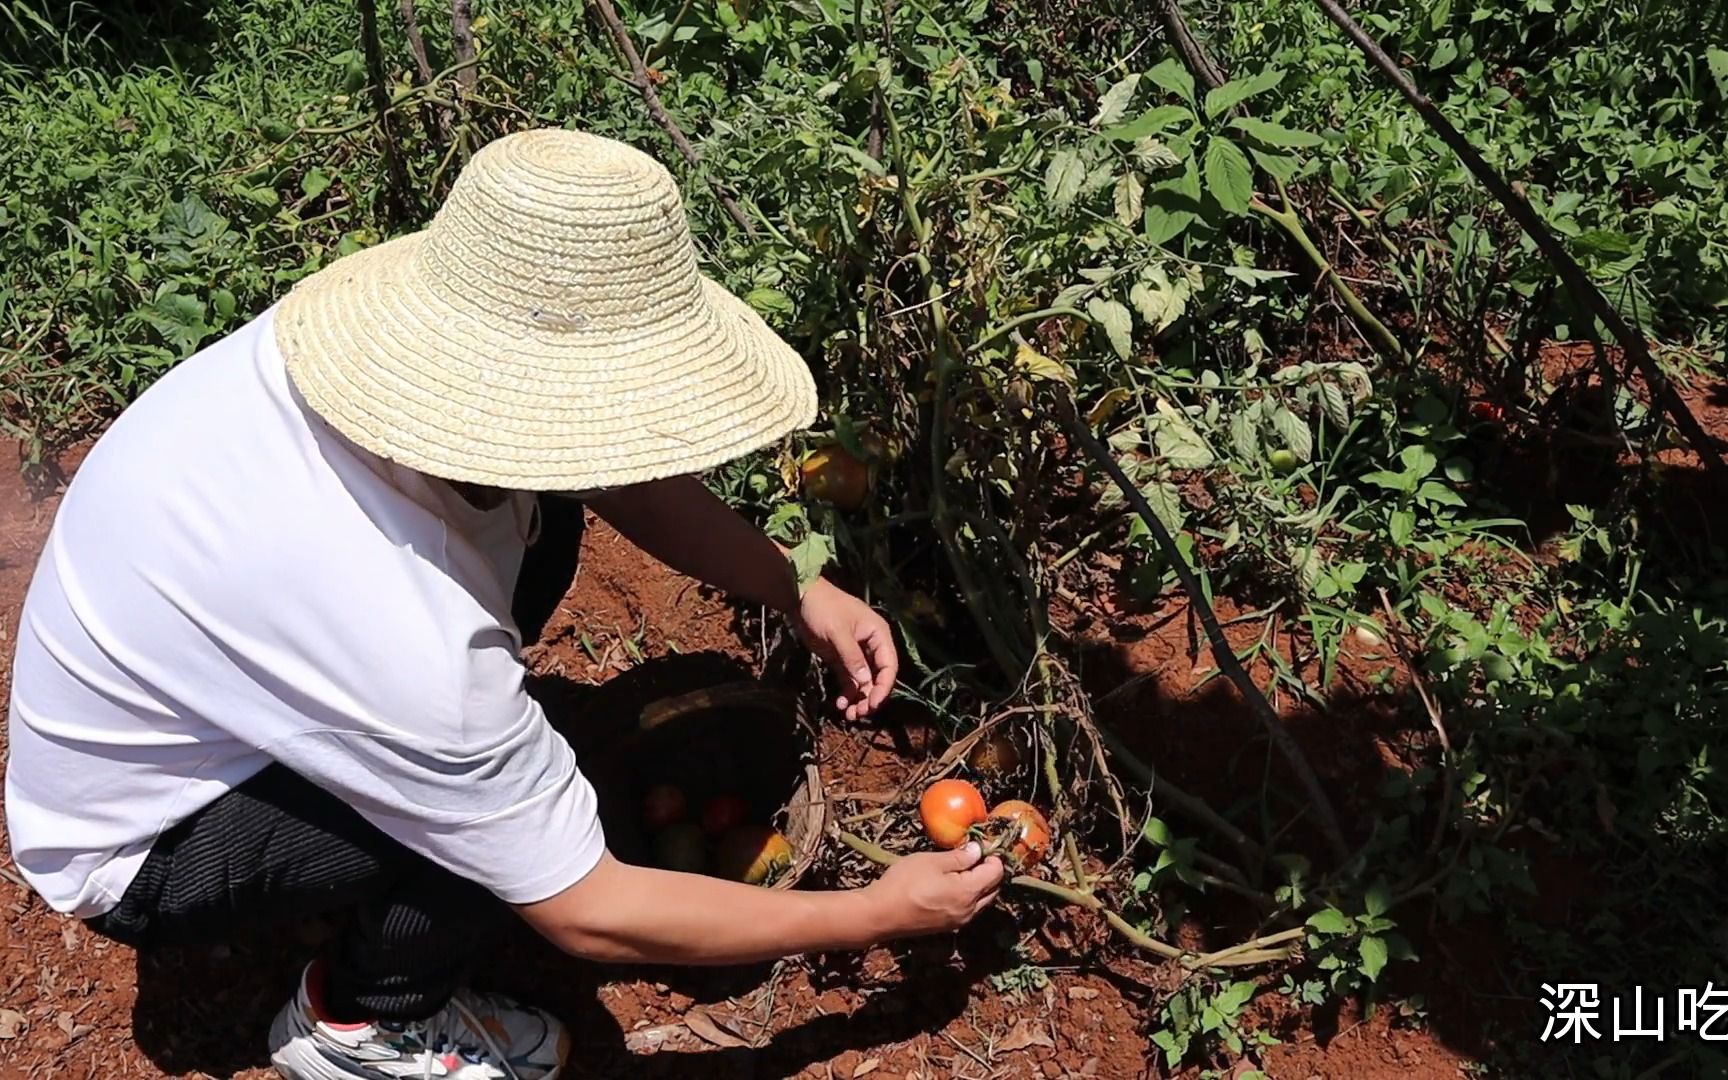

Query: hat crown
left=415, top=129, right=704, bottom=334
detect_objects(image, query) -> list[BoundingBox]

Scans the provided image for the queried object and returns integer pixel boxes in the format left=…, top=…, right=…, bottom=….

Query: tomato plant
left=987, top=800, right=1051, bottom=871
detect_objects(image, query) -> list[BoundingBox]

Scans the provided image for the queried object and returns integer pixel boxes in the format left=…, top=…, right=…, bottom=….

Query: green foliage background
left=2, top=0, right=1726, bottom=1074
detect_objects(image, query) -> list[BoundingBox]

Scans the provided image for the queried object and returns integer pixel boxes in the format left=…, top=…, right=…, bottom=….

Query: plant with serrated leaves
left=1302, top=880, right=1416, bottom=994
left=1152, top=978, right=1278, bottom=1071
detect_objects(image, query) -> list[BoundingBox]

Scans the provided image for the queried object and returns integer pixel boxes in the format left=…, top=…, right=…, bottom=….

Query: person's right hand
left=863, top=842, right=1004, bottom=939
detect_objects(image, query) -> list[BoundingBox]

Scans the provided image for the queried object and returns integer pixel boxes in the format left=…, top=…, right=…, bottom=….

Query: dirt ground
left=0, top=438, right=1486, bottom=1080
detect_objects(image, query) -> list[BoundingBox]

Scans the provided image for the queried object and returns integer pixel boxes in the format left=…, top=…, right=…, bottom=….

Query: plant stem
left=833, top=829, right=1297, bottom=968
left=358, top=0, right=413, bottom=222
left=1055, top=394, right=1351, bottom=865
left=586, top=0, right=755, bottom=235
left=1250, top=195, right=1410, bottom=364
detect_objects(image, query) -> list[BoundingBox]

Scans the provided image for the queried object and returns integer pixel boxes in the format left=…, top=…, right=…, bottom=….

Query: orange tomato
left=799, top=445, right=870, bottom=510
left=700, top=794, right=751, bottom=836
left=642, top=783, right=687, bottom=830
left=714, top=825, right=794, bottom=885
left=919, top=779, right=988, bottom=849
left=967, top=732, right=1025, bottom=777
left=989, top=799, right=1051, bottom=870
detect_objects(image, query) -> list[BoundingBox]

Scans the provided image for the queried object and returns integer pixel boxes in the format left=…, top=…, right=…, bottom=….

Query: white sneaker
left=267, top=962, right=568, bottom=1079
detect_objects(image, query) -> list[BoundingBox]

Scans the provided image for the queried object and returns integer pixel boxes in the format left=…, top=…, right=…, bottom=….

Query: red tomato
left=701, top=794, right=751, bottom=836
left=1469, top=401, right=1505, bottom=423
left=642, top=784, right=687, bottom=830
left=919, top=779, right=988, bottom=849
left=989, top=799, right=1051, bottom=871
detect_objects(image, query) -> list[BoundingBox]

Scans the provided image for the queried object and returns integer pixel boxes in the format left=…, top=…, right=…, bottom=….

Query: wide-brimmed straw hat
left=275, top=128, right=817, bottom=491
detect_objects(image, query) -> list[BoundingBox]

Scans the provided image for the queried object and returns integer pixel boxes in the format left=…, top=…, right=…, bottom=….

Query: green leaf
left=1106, top=104, right=1193, bottom=142
left=1417, top=480, right=1466, bottom=507
left=1113, top=172, right=1145, bottom=228
left=1306, top=907, right=1352, bottom=935
left=1143, top=817, right=1173, bottom=846
left=1319, top=382, right=1351, bottom=429
left=1230, top=402, right=1262, bottom=460
left=1359, top=935, right=1389, bottom=981
left=1045, top=149, right=1086, bottom=212
left=1143, top=159, right=1203, bottom=244
left=1709, top=47, right=1728, bottom=99
left=1147, top=57, right=1195, bottom=104
left=210, top=288, right=237, bottom=320
left=1129, top=265, right=1190, bottom=330
left=787, top=532, right=836, bottom=595
left=1217, top=981, right=1257, bottom=1012
left=1144, top=481, right=1186, bottom=532
left=1229, top=116, right=1324, bottom=148
left=1389, top=508, right=1415, bottom=547
left=745, top=286, right=795, bottom=318
left=1203, top=137, right=1254, bottom=215
left=1200, top=1006, right=1224, bottom=1032
left=1202, top=68, right=1286, bottom=118
left=300, top=167, right=332, bottom=201
left=1271, top=405, right=1313, bottom=461
left=1087, top=298, right=1135, bottom=359
left=1400, top=444, right=1439, bottom=477
left=1130, top=137, right=1183, bottom=171
left=1362, top=469, right=1414, bottom=493
left=1155, top=413, right=1213, bottom=470
left=1092, top=72, right=1141, bottom=127
left=830, top=143, right=887, bottom=176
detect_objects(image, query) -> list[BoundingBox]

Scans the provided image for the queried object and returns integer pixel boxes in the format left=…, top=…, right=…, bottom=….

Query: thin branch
left=586, top=0, right=756, bottom=235
left=642, top=0, right=694, bottom=69
left=1308, top=0, right=1725, bottom=482
left=397, top=0, right=451, bottom=145
left=1055, top=393, right=1351, bottom=865
left=451, top=0, right=478, bottom=99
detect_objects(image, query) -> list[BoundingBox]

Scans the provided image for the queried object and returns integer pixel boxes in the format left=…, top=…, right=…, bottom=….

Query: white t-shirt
left=3, top=307, right=606, bottom=918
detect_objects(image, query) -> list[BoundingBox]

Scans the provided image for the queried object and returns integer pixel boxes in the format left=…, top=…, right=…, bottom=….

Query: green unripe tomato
left=1269, top=449, right=1300, bottom=475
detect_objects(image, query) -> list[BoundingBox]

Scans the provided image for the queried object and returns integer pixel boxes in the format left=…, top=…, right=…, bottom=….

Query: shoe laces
left=407, top=991, right=520, bottom=1080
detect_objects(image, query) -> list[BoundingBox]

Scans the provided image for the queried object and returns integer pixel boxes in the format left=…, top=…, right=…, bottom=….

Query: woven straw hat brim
left=276, top=233, right=817, bottom=491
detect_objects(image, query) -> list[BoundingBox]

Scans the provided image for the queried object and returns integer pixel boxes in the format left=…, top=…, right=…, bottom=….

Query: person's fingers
left=938, top=842, right=983, bottom=871
left=958, top=855, right=1005, bottom=895
left=969, top=888, right=1001, bottom=916
left=828, top=632, right=874, bottom=704
left=862, top=619, right=898, bottom=710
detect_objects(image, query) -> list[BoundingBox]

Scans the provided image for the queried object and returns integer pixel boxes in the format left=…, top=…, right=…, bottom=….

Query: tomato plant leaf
left=1203, top=137, right=1254, bottom=215
left=1144, top=481, right=1185, bottom=532
left=1230, top=402, right=1262, bottom=460
left=1131, top=137, right=1183, bottom=173
left=1014, top=341, right=1072, bottom=383
left=1365, top=880, right=1392, bottom=918
left=1229, top=116, right=1324, bottom=148
left=1319, top=382, right=1351, bottom=429
left=1113, top=171, right=1144, bottom=228
left=1086, top=297, right=1134, bottom=359
left=1709, top=46, right=1728, bottom=99
left=787, top=532, right=836, bottom=595
left=1092, top=72, right=1140, bottom=127
left=1271, top=404, right=1313, bottom=461
left=1044, top=149, right=1086, bottom=212
left=300, top=166, right=332, bottom=201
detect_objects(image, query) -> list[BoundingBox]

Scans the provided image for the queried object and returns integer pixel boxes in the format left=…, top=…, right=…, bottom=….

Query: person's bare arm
left=515, top=844, right=1002, bottom=966
left=586, top=477, right=898, bottom=718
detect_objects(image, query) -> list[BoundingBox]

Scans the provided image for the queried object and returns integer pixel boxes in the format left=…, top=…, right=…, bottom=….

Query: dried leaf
left=1087, top=387, right=1132, bottom=427
left=682, top=1006, right=752, bottom=1049
left=998, top=1017, right=1056, bottom=1052
left=853, top=1057, right=882, bottom=1077
left=1014, top=341, right=1072, bottom=384
left=1069, top=986, right=1102, bottom=1000
left=623, top=1022, right=687, bottom=1053
left=0, top=1009, right=25, bottom=1039
left=1092, top=73, right=1141, bottom=127
left=1113, top=172, right=1144, bottom=228
left=62, top=923, right=78, bottom=951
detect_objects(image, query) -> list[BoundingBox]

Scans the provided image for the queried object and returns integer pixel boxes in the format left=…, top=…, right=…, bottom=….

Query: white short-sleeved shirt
left=3, top=307, right=606, bottom=918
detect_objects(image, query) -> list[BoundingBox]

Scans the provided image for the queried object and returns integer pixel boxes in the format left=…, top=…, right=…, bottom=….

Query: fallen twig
left=586, top=0, right=756, bottom=235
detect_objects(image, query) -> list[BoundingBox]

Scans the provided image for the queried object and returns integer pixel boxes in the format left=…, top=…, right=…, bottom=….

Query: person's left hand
left=793, top=579, right=898, bottom=720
